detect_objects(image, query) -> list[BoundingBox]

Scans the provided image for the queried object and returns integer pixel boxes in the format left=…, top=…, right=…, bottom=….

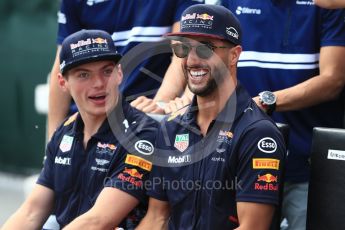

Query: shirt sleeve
left=235, top=120, right=286, bottom=205
left=146, top=164, right=168, bottom=201
left=144, top=124, right=168, bottom=201
left=320, top=8, right=345, bottom=46
left=57, top=0, right=81, bottom=44
left=36, top=138, right=56, bottom=190
left=104, top=139, right=155, bottom=205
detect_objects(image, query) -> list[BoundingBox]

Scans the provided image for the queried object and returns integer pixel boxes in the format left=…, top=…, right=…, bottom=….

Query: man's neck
left=196, top=78, right=236, bottom=136
left=81, top=113, right=107, bottom=149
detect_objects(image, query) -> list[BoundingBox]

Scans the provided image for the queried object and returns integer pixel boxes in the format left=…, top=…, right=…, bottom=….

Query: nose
left=93, top=75, right=106, bottom=88
left=186, top=47, right=200, bottom=66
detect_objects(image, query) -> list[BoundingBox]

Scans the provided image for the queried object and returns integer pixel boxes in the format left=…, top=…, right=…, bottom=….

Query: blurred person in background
left=314, top=0, right=345, bottom=8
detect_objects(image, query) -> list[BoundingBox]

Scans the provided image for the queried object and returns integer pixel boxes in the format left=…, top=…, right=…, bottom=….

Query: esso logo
left=257, top=137, right=277, bottom=153
left=135, top=140, right=154, bottom=155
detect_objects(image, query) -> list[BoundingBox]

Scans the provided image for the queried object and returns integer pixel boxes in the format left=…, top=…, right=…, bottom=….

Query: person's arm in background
left=48, top=0, right=80, bottom=139
left=254, top=46, right=345, bottom=112
left=314, top=0, right=345, bottom=9
left=136, top=198, right=170, bottom=230
left=154, top=20, right=186, bottom=102
left=48, top=45, right=71, bottom=139
left=131, top=21, right=187, bottom=114
left=161, top=84, right=194, bottom=115
left=63, top=188, right=139, bottom=230
left=1, top=184, right=54, bottom=230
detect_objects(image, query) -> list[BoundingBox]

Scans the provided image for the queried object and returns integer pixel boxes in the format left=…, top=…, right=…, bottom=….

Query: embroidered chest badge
left=59, top=135, right=74, bottom=153
left=174, top=133, right=189, bottom=152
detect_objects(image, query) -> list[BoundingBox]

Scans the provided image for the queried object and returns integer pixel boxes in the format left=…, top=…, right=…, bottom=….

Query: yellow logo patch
left=125, top=154, right=152, bottom=171
left=252, top=158, right=280, bottom=170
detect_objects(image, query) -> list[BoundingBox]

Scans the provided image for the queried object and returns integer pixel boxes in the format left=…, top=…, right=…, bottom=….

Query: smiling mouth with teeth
left=190, top=69, right=207, bottom=76
left=189, top=69, right=209, bottom=82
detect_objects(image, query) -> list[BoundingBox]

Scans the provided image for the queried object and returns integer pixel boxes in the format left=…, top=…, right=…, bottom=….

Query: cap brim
left=62, top=53, right=122, bottom=74
left=164, top=32, right=226, bottom=41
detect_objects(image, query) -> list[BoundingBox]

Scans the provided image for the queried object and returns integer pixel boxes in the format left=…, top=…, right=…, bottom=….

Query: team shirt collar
left=70, top=95, right=130, bottom=140
left=183, top=83, right=252, bottom=126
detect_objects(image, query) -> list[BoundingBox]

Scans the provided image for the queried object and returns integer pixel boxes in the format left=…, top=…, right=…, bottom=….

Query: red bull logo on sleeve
left=117, top=173, right=143, bottom=187
left=254, top=173, right=279, bottom=191
left=257, top=174, right=278, bottom=183
left=254, top=182, right=278, bottom=191
left=123, top=168, right=143, bottom=179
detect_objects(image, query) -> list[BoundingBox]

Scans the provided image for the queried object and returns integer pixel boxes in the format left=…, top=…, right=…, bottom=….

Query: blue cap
left=165, top=4, right=241, bottom=45
left=59, top=29, right=122, bottom=74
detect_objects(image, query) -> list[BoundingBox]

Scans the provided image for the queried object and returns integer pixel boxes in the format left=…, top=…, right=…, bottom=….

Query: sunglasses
left=171, top=43, right=232, bottom=59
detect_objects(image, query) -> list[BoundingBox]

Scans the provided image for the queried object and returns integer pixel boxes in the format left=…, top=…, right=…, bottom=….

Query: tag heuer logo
left=174, top=134, right=189, bottom=152
left=59, top=135, right=74, bottom=153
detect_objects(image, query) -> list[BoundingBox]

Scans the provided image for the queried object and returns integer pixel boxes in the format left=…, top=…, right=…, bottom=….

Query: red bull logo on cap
left=197, top=13, right=214, bottom=20
left=182, top=13, right=196, bottom=21
left=70, top=38, right=92, bottom=49
left=92, top=37, right=107, bottom=44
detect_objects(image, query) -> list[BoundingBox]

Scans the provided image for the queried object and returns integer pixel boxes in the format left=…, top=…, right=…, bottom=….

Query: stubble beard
left=184, top=64, right=227, bottom=97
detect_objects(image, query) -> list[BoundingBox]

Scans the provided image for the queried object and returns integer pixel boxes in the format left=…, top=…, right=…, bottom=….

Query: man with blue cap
left=137, top=4, right=285, bottom=230
left=2, top=29, right=158, bottom=230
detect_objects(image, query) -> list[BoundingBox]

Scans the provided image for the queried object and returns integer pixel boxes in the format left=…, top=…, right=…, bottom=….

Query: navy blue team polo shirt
left=221, top=0, right=345, bottom=183
left=148, top=84, right=286, bottom=229
left=57, top=0, right=202, bottom=100
left=37, top=98, right=158, bottom=229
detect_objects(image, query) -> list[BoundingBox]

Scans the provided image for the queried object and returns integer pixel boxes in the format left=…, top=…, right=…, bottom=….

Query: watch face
left=261, top=91, right=276, bottom=105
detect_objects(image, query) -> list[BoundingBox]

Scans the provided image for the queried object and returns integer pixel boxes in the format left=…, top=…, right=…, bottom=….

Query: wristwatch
left=258, top=91, right=276, bottom=115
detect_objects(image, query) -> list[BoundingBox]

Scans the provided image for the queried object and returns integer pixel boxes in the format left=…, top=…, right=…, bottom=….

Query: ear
left=230, top=45, right=242, bottom=66
left=58, top=73, right=68, bottom=92
left=115, top=64, right=123, bottom=85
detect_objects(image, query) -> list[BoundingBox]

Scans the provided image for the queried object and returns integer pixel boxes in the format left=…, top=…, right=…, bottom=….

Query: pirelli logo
left=252, top=158, right=280, bottom=170
left=125, top=154, right=152, bottom=171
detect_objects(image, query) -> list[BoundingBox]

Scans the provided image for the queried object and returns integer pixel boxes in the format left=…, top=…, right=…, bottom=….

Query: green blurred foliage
left=0, top=0, right=58, bottom=174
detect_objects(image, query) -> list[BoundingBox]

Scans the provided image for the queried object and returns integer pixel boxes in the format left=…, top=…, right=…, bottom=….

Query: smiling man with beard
left=136, top=4, right=286, bottom=230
